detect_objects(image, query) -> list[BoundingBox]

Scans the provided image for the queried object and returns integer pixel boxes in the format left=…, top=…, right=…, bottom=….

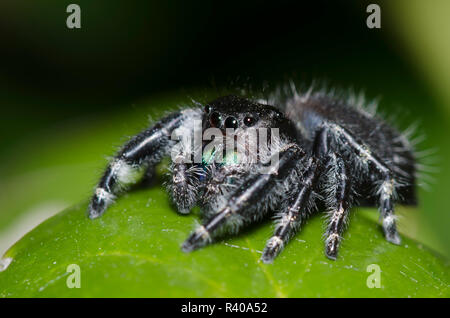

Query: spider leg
left=322, top=153, right=353, bottom=260
left=321, top=123, right=401, bottom=245
left=88, top=109, right=200, bottom=219
left=377, top=174, right=401, bottom=244
left=260, top=157, right=319, bottom=263
left=181, top=144, right=303, bottom=252
left=169, top=162, right=205, bottom=214
left=200, top=163, right=244, bottom=216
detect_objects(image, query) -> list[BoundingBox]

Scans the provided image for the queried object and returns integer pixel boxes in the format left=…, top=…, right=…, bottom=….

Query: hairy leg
left=168, top=162, right=205, bottom=214
left=377, top=174, right=401, bottom=244
left=261, top=157, right=319, bottom=263
left=181, top=144, right=304, bottom=252
left=320, top=123, right=401, bottom=245
left=322, top=153, right=353, bottom=259
left=88, top=109, right=200, bottom=218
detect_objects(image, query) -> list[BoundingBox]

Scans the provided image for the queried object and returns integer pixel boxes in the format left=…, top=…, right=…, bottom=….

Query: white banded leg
left=323, top=153, right=352, bottom=260
left=322, top=123, right=402, bottom=245
left=378, top=176, right=401, bottom=244
left=261, top=159, right=318, bottom=263
left=88, top=111, right=186, bottom=218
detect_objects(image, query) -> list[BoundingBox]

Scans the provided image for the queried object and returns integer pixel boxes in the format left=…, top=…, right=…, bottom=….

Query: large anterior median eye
left=209, top=111, right=222, bottom=127
left=204, top=104, right=212, bottom=113
left=225, top=116, right=239, bottom=129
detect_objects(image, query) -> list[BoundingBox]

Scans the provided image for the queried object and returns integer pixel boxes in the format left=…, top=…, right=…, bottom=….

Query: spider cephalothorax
left=88, top=88, right=417, bottom=263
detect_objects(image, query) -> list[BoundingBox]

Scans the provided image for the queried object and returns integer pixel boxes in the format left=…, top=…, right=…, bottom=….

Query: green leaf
left=1, top=183, right=448, bottom=297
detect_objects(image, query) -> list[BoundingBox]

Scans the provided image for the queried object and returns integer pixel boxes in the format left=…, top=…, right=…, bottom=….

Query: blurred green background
left=0, top=0, right=449, bottom=268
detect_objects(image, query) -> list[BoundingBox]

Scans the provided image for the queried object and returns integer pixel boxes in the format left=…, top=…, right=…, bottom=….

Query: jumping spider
left=88, top=87, right=417, bottom=263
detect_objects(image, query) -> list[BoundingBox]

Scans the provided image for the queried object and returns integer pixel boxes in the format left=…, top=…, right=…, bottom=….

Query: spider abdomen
left=286, top=93, right=417, bottom=205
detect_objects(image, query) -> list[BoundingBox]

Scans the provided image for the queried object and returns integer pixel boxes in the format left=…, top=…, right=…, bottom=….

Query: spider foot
left=261, top=236, right=284, bottom=264
left=88, top=210, right=102, bottom=219
left=382, top=215, right=401, bottom=245
left=384, top=231, right=401, bottom=245
left=88, top=188, right=115, bottom=219
left=177, top=206, right=191, bottom=215
left=88, top=203, right=105, bottom=219
left=181, top=225, right=212, bottom=252
left=325, top=233, right=340, bottom=260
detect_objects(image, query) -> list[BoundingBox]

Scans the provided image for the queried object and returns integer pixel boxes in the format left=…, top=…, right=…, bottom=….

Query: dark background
left=0, top=0, right=449, bottom=257
left=0, top=0, right=421, bottom=142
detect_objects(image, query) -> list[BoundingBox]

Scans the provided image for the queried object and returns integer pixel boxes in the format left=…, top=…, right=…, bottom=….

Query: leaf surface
left=1, top=185, right=448, bottom=297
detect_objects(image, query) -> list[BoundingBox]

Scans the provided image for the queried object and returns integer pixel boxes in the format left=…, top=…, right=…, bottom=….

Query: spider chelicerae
left=88, top=85, right=417, bottom=263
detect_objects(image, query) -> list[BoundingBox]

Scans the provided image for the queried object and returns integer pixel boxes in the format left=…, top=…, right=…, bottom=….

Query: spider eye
left=244, top=116, right=256, bottom=127
left=204, top=105, right=212, bottom=113
left=274, top=111, right=283, bottom=118
left=209, top=111, right=222, bottom=127
left=225, top=116, right=239, bottom=129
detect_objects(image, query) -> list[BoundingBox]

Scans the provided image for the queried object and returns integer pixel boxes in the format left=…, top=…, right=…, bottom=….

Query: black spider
left=88, top=87, right=417, bottom=263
